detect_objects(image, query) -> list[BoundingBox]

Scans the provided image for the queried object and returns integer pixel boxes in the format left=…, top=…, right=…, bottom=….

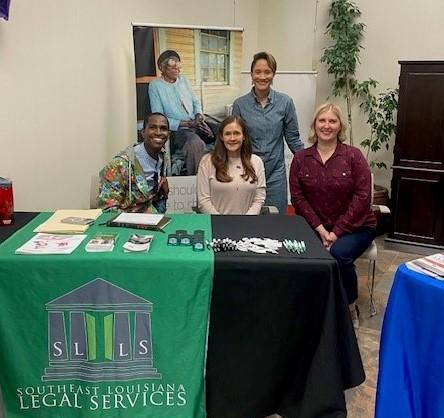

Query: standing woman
left=197, top=116, right=266, bottom=215
left=289, top=103, right=376, bottom=330
left=232, top=51, right=304, bottom=213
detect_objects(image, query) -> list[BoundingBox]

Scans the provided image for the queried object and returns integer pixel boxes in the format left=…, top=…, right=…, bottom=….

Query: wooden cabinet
left=387, top=61, right=444, bottom=250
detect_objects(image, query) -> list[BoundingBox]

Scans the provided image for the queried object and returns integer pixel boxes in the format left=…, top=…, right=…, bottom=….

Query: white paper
left=16, top=234, right=87, bottom=255
left=112, top=213, right=164, bottom=226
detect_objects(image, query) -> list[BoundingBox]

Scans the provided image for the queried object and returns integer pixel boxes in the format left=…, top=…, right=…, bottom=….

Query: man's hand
left=158, top=177, right=169, bottom=199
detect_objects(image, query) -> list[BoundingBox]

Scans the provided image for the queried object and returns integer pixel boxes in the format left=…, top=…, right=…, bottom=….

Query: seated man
left=98, top=112, right=169, bottom=213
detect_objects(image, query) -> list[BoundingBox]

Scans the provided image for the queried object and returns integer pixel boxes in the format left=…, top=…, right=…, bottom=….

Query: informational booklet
left=122, top=234, right=154, bottom=253
left=15, top=233, right=87, bottom=255
left=406, top=252, right=444, bottom=280
left=34, top=209, right=102, bottom=234
left=106, top=213, right=171, bottom=231
left=85, top=233, right=118, bottom=252
left=61, top=217, right=95, bottom=225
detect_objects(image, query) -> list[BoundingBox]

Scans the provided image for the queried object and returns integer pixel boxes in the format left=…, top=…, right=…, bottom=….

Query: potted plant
left=320, top=0, right=365, bottom=146
left=354, top=81, right=398, bottom=205
left=321, top=0, right=398, bottom=207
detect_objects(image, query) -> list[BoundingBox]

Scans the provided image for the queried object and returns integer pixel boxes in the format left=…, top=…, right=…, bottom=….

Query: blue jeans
left=329, top=227, right=376, bottom=304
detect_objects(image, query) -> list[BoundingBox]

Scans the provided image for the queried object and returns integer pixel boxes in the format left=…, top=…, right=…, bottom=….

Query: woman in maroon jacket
left=289, top=103, right=376, bottom=331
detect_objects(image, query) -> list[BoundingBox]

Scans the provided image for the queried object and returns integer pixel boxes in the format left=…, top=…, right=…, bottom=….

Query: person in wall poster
left=98, top=113, right=169, bottom=213
left=197, top=116, right=266, bottom=214
left=232, top=51, right=304, bottom=214
left=289, top=103, right=376, bottom=332
left=149, top=50, right=215, bottom=176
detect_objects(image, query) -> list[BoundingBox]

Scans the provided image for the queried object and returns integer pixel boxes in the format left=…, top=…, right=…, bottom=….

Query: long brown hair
left=211, top=116, right=258, bottom=184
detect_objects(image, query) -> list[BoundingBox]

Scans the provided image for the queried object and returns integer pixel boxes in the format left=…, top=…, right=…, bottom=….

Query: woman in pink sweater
left=197, top=116, right=266, bottom=215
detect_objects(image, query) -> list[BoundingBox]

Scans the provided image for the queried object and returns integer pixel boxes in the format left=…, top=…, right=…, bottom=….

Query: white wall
left=0, top=0, right=259, bottom=210
left=313, top=0, right=444, bottom=190
left=257, top=0, right=317, bottom=71
left=2, top=0, right=444, bottom=209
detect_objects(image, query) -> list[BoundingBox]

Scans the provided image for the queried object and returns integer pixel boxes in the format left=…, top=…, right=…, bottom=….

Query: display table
left=0, top=213, right=213, bottom=418
left=0, top=213, right=364, bottom=418
left=376, top=264, right=444, bottom=417
left=208, top=215, right=364, bottom=418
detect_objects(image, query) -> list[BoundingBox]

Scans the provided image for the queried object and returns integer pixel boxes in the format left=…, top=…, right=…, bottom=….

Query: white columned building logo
left=42, top=278, right=161, bottom=382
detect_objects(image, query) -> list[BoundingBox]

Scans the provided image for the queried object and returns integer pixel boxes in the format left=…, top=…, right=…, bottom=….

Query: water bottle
left=0, top=177, right=14, bottom=225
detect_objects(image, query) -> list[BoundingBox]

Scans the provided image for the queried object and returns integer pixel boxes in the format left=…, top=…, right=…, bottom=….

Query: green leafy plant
left=321, top=0, right=398, bottom=170
left=357, top=85, right=398, bottom=169
left=320, top=0, right=365, bottom=145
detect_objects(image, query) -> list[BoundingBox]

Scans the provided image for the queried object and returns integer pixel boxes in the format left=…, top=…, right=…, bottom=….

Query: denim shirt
left=232, top=88, right=303, bottom=177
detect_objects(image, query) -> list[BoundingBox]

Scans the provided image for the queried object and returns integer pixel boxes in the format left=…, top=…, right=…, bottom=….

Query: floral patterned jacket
left=97, top=145, right=167, bottom=213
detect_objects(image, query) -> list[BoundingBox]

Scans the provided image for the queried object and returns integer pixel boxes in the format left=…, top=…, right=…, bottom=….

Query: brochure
left=85, top=233, right=119, bottom=252
left=15, top=233, right=87, bottom=255
left=123, top=234, right=154, bottom=253
left=406, top=252, right=444, bottom=280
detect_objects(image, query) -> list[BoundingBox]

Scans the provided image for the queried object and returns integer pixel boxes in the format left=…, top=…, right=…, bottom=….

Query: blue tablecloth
left=376, top=264, right=444, bottom=418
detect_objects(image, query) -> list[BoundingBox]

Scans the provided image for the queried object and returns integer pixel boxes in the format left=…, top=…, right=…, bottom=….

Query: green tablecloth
left=0, top=213, right=213, bottom=418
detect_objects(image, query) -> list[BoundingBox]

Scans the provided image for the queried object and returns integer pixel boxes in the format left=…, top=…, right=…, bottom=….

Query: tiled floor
left=267, top=235, right=420, bottom=418
left=345, top=236, right=420, bottom=418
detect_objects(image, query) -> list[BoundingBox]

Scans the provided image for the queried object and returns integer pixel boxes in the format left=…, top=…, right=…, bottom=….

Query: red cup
left=0, top=177, right=14, bottom=225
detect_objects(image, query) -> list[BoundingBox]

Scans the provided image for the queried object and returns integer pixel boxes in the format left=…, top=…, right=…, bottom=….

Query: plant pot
left=373, top=184, right=391, bottom=236
left=373, top=184, right=389, bottom=206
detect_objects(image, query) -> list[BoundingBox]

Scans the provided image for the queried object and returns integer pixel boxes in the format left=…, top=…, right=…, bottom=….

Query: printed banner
left=132, top=23, right=243, bottom=212
left=0, top=213, right=213, bottom=418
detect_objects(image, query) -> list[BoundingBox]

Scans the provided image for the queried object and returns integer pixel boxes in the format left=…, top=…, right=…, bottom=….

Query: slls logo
left=42, top=278, right=161, bottom=382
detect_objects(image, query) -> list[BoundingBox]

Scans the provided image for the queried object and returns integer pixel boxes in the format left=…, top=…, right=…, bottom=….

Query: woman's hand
left=315, top=224, right=332, bottom=248
left=326, top=231, right=338, bottom=250
left=179, top=120, right=192, bottom=128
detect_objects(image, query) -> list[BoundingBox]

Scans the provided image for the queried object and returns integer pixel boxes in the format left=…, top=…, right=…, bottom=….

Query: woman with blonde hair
left=197, top=116, right=266, bottom=214
left=289, top=103, right=376, bottom=331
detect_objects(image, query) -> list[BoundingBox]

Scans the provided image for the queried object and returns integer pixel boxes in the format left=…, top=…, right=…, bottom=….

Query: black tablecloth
left=0, top=212, right=38, bottom=243
left=206, top=215, right=364, bottom=418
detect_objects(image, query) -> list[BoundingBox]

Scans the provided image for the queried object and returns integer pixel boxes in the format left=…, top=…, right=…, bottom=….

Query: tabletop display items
left=406, top=252, right=444, bottom=279
left=168, top=230, right=205, bottom=251
left=85, top=233, right=118, bottom=252
left=207, top=237, right=282, bottom=254
left=15, top=233, right=87, bottom=255
left=0, top=177, right=13, bottom=226
left=106, top=212, right=171, bottom=232
left=282, top=240, right=306, bottom=254
left=33, top=209, right=102, bottom=234
left=122, top=234, right=153, bottom=253
left=206, top=237, right=307, bottom=255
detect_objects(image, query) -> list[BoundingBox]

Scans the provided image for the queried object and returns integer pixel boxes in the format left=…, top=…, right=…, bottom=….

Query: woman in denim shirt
left=233, top=52, right=304, bottom=213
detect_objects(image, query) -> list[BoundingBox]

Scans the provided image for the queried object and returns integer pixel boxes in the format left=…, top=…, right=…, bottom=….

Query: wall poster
left=132, top=23, right=244, bottom=213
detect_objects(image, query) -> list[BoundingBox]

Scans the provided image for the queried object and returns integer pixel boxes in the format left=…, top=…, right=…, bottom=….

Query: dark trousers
left=172, top=128, right=205, bottom=175
left=329, top=227, right=376, bottom=304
